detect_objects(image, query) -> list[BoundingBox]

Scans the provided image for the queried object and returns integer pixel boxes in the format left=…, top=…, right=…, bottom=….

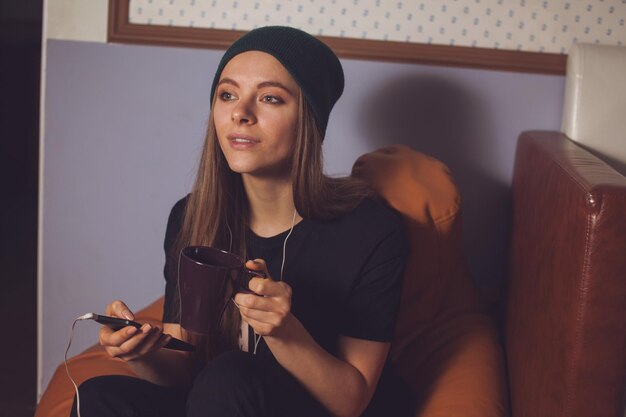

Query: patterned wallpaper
left=129, top=0, right=626, bottom=54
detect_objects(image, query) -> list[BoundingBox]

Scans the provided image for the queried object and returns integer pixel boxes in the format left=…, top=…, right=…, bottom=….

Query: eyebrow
left=217, top=78, right=296, bottom=97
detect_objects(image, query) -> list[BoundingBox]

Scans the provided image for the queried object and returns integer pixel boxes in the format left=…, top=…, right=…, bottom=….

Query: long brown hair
left=169, top=93, right=372, bottom=361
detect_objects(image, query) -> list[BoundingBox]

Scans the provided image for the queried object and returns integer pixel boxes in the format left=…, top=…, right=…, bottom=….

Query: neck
left=242, top=174, right=300, bottom=237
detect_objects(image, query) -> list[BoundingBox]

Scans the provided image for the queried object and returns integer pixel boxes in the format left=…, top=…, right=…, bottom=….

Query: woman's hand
left=99, top=300, right=172, bottom=361
left=234, top=259, right=293, bottom=338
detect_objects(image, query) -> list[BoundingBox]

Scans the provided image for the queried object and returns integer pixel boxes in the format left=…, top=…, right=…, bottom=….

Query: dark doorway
left=0, top=0, right=42, bottom=415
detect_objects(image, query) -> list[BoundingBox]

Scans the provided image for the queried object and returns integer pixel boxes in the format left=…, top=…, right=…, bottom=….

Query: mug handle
left=237, top=269, right=267, bottom=295
left=246, top=269, right=266, bottom=279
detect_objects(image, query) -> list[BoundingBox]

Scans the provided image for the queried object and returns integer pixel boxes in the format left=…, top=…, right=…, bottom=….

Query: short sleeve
left=162, top=196, right=188, bottom=324
left=338, top=226, right=407, bottom=342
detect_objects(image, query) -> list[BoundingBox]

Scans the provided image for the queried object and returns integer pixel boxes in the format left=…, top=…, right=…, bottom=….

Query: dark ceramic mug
left=178, top=246, right=265, bottom=334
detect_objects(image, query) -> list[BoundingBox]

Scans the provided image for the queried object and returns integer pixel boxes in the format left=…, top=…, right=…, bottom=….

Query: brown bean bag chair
left=35, top=299, right=164, bottom=417
left=36, top=145, right=507, bottom=417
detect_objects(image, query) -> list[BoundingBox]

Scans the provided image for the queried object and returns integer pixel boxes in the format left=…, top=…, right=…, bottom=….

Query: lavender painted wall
left=41, top=39, right=564, bottom=393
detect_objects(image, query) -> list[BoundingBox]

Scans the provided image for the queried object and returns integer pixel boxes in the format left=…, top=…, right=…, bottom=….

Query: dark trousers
left=70, top=350, right=332, bottom=417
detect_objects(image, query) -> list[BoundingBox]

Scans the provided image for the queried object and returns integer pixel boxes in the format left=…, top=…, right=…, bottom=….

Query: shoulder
left=164, top=194, right=190, bottom=250
left=167, top=194, right=189, bottom=227
left=335, top=197, right=403, bottom=234
left=171, top=194, right=189, bottom=218
left=322, top=197, right=406, bottom=252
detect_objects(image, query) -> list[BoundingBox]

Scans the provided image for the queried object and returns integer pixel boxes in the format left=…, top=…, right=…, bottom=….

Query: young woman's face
left=213, top=51, right=300, bottom=178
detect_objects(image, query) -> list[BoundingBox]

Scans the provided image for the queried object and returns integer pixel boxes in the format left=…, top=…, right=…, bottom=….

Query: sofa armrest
left=506, top=131, right=626, bottom=417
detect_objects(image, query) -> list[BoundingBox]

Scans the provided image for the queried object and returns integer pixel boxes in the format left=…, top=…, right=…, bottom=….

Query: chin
left=227, top=166, right=253, bottom=175
left=224, top=158, right=257, bottom=174
left=221, top=152, right=251, bottom=171
left=227, top=160, right=291, bottom=178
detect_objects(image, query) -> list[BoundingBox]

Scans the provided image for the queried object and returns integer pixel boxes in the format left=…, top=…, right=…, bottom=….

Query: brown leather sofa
left=506, top=131, right=626, bottom=417
left=36, top=131, right=626, bottom=417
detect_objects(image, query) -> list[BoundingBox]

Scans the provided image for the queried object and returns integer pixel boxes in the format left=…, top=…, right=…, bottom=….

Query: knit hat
left=210, top=26, right=344, bottom=137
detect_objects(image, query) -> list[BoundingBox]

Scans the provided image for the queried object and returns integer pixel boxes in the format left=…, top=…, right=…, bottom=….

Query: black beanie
left=210, top=26, right=344, bottom=137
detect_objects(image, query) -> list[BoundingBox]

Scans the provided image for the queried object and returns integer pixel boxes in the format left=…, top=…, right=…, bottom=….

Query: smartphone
left=85, top=313, right=195, bottom=351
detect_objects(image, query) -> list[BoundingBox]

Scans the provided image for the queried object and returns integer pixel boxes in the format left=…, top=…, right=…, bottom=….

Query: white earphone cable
left=64, top=313, right=95, bottom=417
left=253, top=209, right=298, bottom=354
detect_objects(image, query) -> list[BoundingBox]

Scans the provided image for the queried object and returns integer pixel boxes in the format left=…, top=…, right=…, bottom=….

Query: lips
left=227, top=133, right=260, bottom=150
left=227, top=133, right=260, bottom=143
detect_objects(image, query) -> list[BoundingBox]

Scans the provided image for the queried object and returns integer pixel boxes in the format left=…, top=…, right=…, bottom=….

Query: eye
left=261, top=95, right=283, bottom=104
left=218, top=91, right=236, bottom=101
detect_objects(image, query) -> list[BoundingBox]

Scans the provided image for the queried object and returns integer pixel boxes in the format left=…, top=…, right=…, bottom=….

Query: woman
left=72, top=26, right=415, bottom=417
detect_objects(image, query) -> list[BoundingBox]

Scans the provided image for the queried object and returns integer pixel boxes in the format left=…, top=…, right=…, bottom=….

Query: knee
left=193, top=350, right=260, bottom=391
left=187, top=350, right=265, bottom=415
left=72, top=376, right=132, bottom=417
left=76, top=375, right=118, bottom=404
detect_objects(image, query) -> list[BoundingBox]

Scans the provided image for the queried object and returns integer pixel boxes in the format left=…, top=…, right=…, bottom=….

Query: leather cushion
left=506, top=131, right=626, bottom=417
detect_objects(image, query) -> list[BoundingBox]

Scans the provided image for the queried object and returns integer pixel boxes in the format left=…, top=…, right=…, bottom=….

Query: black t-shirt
left=162, top=196, right=415, bottom=415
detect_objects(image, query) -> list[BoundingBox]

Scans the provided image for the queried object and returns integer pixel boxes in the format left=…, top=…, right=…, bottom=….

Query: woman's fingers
left=106, top=324, right=167, bottom=360
left=99, top=324, right=138, bottom=347
left=236, top=263, right=293, bottom=337
left=101, top=324, right=150, bottom=353
left=105, top=299, right=134, bottom=320
left=117, top=325, right=166, bottom=360
left=236, top=293, right=292, bottom=337
left=101, top=326, right=141, bottom=349
left=100, top=300, right=172, bottom=361
left=132, top=329, right=172, bottom=359
left=240, top=306, right=287, bottom=327
left=248, top=277, right=291, bottom=298
left=234, top=292, right=271, bottom=312
left=245, top=259, right=270, bottom=278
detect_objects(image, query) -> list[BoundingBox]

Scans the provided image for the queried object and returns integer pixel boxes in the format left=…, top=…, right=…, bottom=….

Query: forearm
left=126, top=349, right=198, bottom=387
left=264, top=315, right=370, bottom=417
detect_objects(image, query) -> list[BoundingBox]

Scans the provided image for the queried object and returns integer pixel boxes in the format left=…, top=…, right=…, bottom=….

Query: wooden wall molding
left=108, top=0, right=566, bottom=75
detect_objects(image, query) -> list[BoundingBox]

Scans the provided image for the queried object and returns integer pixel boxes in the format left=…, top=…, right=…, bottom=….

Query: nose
left=231, top=100, right=256, bottom=125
